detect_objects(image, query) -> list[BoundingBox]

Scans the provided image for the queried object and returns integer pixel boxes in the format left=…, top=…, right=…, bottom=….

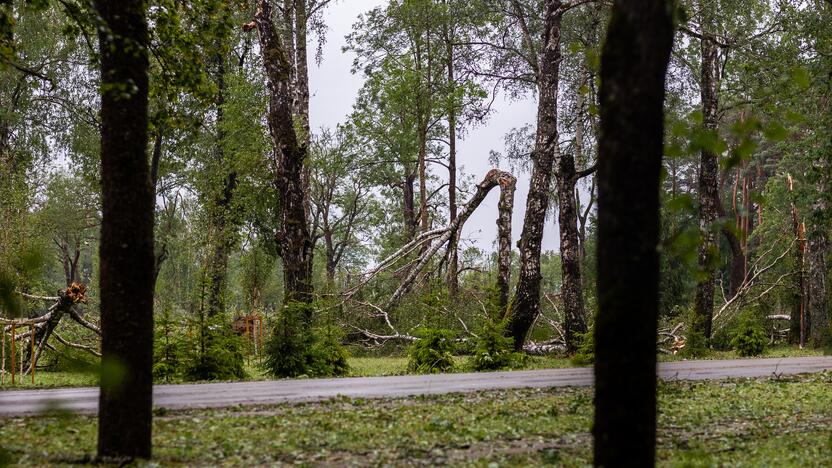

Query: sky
left=306, top=0, right=563, bottom=254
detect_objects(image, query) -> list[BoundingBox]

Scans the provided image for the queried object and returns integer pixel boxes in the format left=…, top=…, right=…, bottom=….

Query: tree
left=248, top=0, right=325, bottom=304
left=504, top=0, right=564, bottom=351
left=95, top=0, right=155, bottom=460
left=592, top=0, right=673, bottom=465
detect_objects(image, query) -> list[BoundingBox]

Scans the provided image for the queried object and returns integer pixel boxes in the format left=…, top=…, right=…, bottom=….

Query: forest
left=1, top=0, right=831, bottom=466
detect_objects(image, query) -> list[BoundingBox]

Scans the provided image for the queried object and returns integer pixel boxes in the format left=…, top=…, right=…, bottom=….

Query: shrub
left=408, top=328, right=456, bottom=373
left=570, top=329, right=595, bottom=366
left=263, top=301, right=350, bottom=378
left=731, top=317, right=767, bottom=357
left=819, top=328, right=832, bottom=356
left=184, top=311, right=246, bottom=381
left=153, top=308, right=186, bottom=382
left=681, top=309, right=710, bottom=358
left=470, top=319, right=527, bottom=371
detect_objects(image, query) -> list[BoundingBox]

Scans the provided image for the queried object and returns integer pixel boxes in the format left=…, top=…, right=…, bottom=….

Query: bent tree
left=95, top=0, right=155, bottom=459
left=592, top=0, right=673, bottom=465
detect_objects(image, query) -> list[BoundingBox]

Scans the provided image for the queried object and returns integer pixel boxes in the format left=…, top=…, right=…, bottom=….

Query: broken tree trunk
left=2, top=283, right=99, bottom=375
left=387, top=169, right=517, bottom=310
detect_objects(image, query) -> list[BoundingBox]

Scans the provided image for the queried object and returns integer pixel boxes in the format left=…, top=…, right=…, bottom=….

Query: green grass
left=659, top=345, right=824, bottom=362
left=0, top=355, right=574, bottom=390
left=2, top=372, right=831, bottom=466
left=1, top=345, right=823, bottom=390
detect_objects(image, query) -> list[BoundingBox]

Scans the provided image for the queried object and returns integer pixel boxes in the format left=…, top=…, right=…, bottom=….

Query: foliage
left=263, top=302, right=350, bottom=378
left=184, top=310, right=246, bottom=382
left=681, top=307, right=710, bottom=358
left=570, top=329, right=595, bottom=366
left=731, top=313, right=767, bottom=357
left=470, top=319, right=527, bottom=371
left=153, top=307, right=187, bottom=382
left=407, top=328, right=456, bottom=373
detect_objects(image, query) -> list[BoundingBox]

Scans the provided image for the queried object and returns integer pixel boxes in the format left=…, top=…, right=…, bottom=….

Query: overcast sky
left=307, top=0, right=562, bottom=254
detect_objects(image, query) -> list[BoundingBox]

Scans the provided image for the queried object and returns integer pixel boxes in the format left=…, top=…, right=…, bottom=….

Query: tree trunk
left=556, top=157, right=587, bottom=353
left=504, top=0, right=562, bottom=351
left=692, top=7, right=720, bottom=340
left=496, top=175, right=516, bottom=310
left=446, top=39, right=459, bottom=296
left=403, top=170, right=418, bottom=240
left=388, top=170, right=516, bottom=310
left=95, top=0, right=154, bottom=459
left=253, top=0, right=314, bottom=304
left=592, top=0, right=673, bottom=465
left=206, top=52, right=238, bottom=317
left=807, top=169, right=829, bottom=346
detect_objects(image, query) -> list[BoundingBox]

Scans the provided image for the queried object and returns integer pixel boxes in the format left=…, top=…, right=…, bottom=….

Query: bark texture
left=95, top=0, right=154, bottom=459
left=206, top=53, right=239, bottom=316
left=592, top=0, right=673, bottom=465
left=556, top=155, right=588, bottom=353
left=253, top=0, right=314, bottom=304
left=692, top=4, right=721, bottom=340
left=497, top=177, right=516, bottom=310
left=807, top=168, right=829, bottom=347
left=505, top=0, right=562, bottom=351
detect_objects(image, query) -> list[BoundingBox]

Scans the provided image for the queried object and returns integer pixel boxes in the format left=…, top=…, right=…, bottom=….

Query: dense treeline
left=1, top=0, right=830, bottom=463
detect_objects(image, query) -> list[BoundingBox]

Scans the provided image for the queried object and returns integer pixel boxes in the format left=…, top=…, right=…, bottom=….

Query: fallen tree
left=342, top=169, right=527, bottom=347
left=1, top=283, right=99, bottom=376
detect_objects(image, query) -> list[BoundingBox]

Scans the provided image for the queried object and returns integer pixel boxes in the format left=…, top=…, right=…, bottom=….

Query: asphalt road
left=1, top=356, right=830, bottom=417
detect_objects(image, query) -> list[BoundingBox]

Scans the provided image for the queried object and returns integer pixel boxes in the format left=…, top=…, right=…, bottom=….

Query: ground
left=1, top=372, right=831, bottom=466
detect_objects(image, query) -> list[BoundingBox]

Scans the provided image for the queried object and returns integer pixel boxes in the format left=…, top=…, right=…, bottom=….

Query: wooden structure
left=233, top=311, right=265, bottom=356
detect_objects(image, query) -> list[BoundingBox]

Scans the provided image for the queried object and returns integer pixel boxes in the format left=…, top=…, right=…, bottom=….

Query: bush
left=153, top=308, right=186, bottom=382
left=263, top=301, right=350, bottom=378
left=184, top=312, right=246, bottom=381
left=681, top=309, right=710, bottom=358
left=818, top=328, right=832, bottom=356
left=570, top=329, right=594, bottom=366
left=470, top=319, right=527, bottom=371
left=408, top=328, right=456, bottom=373
left=307, top=324, right=351, bottom=377
left=471, top=320, right=527, bottom=371
left=731, top=317, right=767, bottom=357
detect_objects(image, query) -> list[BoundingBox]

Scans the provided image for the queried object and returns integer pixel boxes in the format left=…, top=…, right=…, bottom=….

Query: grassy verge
left=0, top=346, right=822, bottom=390
left=0, top=355, right=573, bottom=390
left=2, top=372, right=831, bottom=466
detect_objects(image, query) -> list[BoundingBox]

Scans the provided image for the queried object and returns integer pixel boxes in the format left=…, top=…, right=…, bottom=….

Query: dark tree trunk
left=788, top=176, right=806, bottom=345
left=808, top=171, right=829, bottom=346
left=693, top=7, right=720, bottom=340
left=253, top=0, right=314, bottom=304
left=403, top=171, right=418, bottom=240
left=807, top=233, right=828, bottom=347
left=206, top=53, right=238, bottom=317
left=556, top=156, right=587, bottom=353
left=592, top=0, right=673, bottom=465
left=724, top=224, right=746, bottom=297
left=505, top=0, right=563, bottom=351
left=95, top=0, right=154, bottom=459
